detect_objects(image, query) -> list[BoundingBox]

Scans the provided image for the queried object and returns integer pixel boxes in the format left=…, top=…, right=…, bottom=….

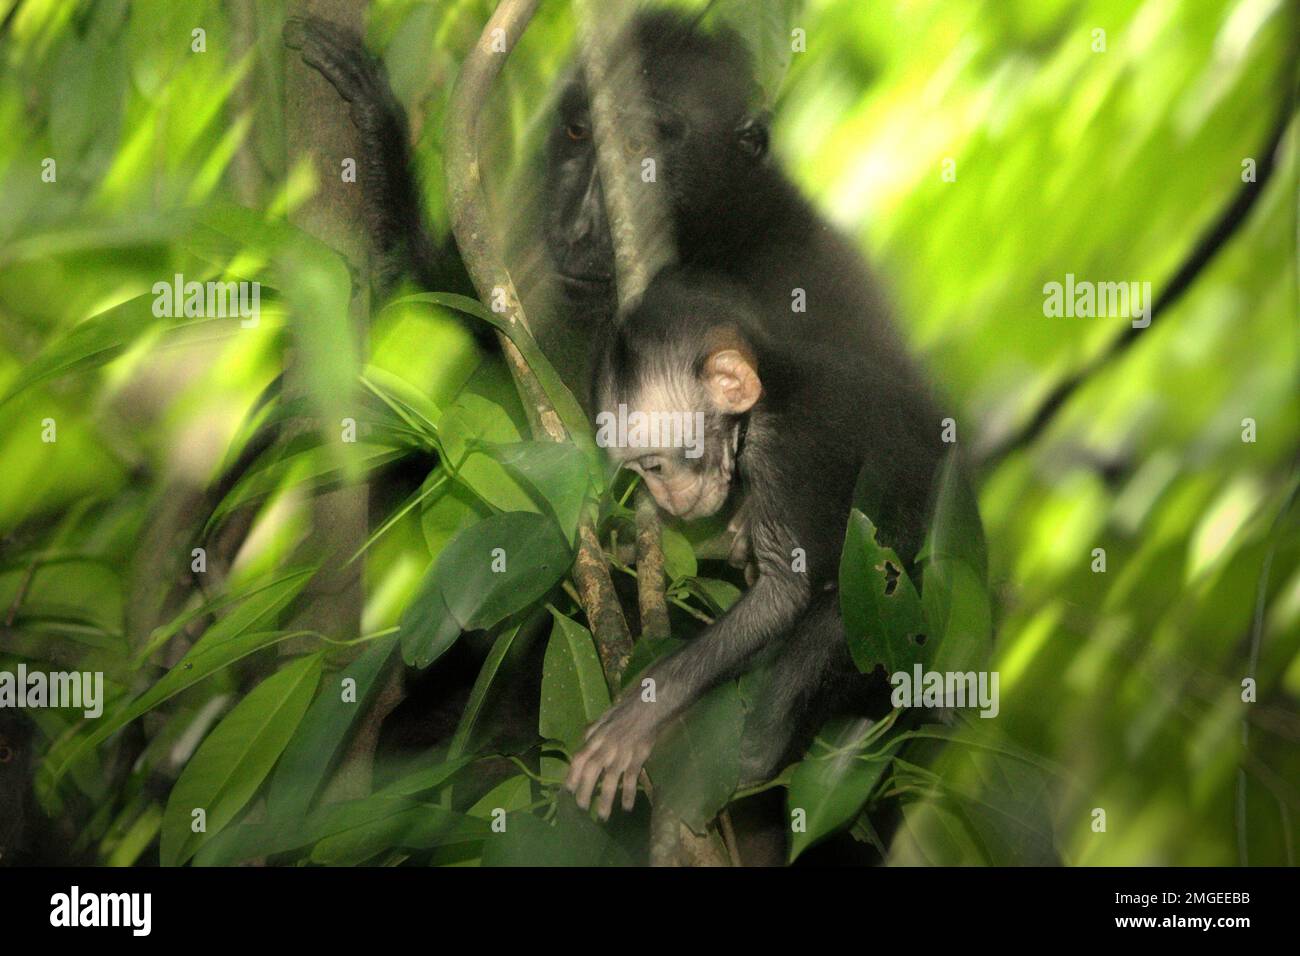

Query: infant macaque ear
left=704, top=348, right=761, bottom=413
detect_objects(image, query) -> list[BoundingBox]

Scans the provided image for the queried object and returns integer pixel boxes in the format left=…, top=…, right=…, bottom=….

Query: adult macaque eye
left=565, top=122, right=589, bottom=141
left=640, top=458, right=664, bottom=474
left=0, top=744, right=13, bottom=763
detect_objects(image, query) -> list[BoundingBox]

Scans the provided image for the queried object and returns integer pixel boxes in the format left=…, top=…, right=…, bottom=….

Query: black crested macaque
left=285, top=10, right=946, bottom=822
left=546, top=14, right=836, bottom=333
left=567, top=268, right=942, bottom=820
left=285, top=11, right=826, bottom=390
left=557, top=15, right=945, bottom=821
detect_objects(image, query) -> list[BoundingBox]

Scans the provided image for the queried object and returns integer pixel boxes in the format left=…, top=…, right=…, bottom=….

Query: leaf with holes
left=839, top=509, right=928, bottom=673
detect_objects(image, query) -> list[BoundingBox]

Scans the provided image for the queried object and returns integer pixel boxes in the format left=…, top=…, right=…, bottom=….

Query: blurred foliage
left=0, top=0, right=1295, bottom=867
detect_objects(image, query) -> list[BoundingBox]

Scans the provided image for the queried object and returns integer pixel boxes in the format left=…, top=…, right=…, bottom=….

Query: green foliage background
left=0, top=0, right=1295, bottom=866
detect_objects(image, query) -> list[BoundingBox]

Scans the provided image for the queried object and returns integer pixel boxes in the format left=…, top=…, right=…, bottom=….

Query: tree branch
left=572, top=1, right=678, bottom=656
left=574, top=0, right=729, bottom=867
left=978, top=104, right=1294, bottom=469
left=445, top=0, right=631, bottom=689
left=575, top=2, right=675, bottom=306
left=635, top=490, right=671, bottom=641
left=284, top=0, right=378, bottom=792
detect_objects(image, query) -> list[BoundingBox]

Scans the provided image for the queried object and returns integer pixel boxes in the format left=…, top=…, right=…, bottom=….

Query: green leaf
left=420, top=482, right=491, bottom=558
left=839, top=509, right=928, bottom=673
left=160, top=653, right=322, bottom=866
left=437, top=511, right=572, bottom=631
left=484, top=441, right=592, bottom=544
left=200, top=790, right=486, bottom=863
left=787, top=716, right=895, bottom=861
left=309, top=804, right=487, bottom=865
left=439, top=390, right=533, bottom=515
left=361, top=365, right=443, bottom=445
left=891, top=747, right=1058, bottom=866
left=920, top=451, right=987, bottom=582
left=449, top=619, right=532, bottom=759
left=49, top=568, right=318, bottom=785
left=468, top=774, right=534, bottom=818
left=207, top=440, right=406, bottom=531
left=481, top=796, right=644, bottom=867
left=688, top=577, right=742, bottom=615
left=924, top=559, right=993, bottom=674
left=389, top=291, right=593, bottom=458
left=660, top=526, right=698, bottom=582
left=375, top=756, right=476, bottom=799
left=402, top=511, right=570, bottom=668
left=399, top=570, right=462, bottom=669
left=943, top=745, right=1058, bottom=865
left=891, top=799, right=989, bottom=866
left=193, top=797, right=405, bottom=866
left=624, top=635, right=684, bottom=686
left=645, top=681, right=744, bottom=833
left=0, top=291, right=205, bottom=408
left=266, top=634, right=400, bottom=822
left=275, top=241, right=361, bottom=479
left=539, top=610, right=611, bottom=750
left=718, top=0, right=803, bottom=104
left=906, top=453, right=992, bottom=672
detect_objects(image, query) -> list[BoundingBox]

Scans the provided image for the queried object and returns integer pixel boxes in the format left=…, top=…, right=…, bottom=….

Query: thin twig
left=635, top=490, right=671, bottom=641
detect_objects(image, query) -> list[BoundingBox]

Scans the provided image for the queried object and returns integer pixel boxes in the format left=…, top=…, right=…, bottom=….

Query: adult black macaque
left=284, top=10, right=843, bottom=391
left=567, top=269, right=941, bottom=819
left=544, top=13, right=883, bottom=348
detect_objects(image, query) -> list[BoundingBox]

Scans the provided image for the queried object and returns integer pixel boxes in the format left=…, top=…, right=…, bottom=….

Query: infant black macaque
left=567, top=269, right=943, bottom=819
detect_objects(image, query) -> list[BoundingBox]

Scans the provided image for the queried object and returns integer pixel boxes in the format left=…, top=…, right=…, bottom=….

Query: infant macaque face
left=597, top=388, right=736, bottom=521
